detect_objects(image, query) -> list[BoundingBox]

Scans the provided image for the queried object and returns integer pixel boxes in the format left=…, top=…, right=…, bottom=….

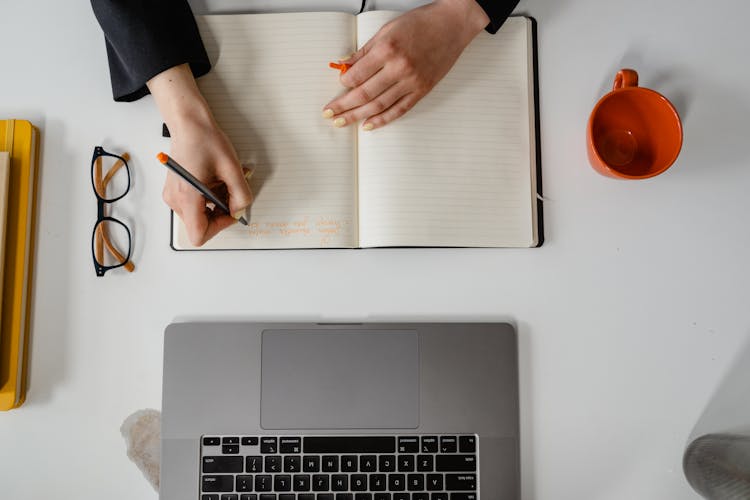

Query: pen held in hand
left=155, top=152, right=248, bottom=226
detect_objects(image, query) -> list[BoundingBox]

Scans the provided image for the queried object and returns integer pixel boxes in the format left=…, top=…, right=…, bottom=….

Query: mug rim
left=588, top=86, right=683, bottom=179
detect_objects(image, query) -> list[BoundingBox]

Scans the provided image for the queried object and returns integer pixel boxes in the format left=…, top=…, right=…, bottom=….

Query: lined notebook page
left=174, top=13, right=358, bottom=249
left=356, top=13, right=538, bottom=248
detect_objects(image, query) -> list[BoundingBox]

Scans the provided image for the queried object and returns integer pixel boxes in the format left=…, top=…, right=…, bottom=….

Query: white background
left=1, top=0, right=750, bottom=499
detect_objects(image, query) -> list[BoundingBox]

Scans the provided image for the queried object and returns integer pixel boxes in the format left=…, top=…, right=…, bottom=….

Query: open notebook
left=172, top=11, right=541, bottom=249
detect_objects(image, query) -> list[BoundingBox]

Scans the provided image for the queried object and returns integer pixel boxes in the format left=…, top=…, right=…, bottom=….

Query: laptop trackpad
left=261, top=329, right=419, bottom=429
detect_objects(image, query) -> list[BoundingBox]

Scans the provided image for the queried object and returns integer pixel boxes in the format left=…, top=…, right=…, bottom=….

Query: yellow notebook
left=0, top=119, right=40, bottom=411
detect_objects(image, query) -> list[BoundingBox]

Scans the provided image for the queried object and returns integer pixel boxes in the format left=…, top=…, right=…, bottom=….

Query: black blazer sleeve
left=475, top=0, right=520, bottom=34
left=90, top=0, right=210, bottom=102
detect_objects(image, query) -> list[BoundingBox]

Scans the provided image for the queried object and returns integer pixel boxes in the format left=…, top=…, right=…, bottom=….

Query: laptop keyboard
left=200, top=435, right=479, bottom=500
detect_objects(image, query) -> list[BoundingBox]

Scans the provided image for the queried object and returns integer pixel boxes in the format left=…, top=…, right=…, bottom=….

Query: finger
left=339, top=35, right=375, bottom=67
left=219, top=161, right=254, bottom=218
left=201, top=212, right=238, bottom=243
left=333, top=82, right=408, bottom=128
left=362, top=93, right=420, bottom=130
left=325, top=70, right=395, bottom=118
left=178, top=189, right=213, bottom=246
left=339, top=49, right=384, bottom=89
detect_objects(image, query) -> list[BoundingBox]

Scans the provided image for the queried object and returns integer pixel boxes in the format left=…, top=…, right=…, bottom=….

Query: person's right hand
left=148, top=64, right=253, bottom=246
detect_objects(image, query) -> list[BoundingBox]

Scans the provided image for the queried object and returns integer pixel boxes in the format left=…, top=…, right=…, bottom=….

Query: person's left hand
left=322, top=0, right=489, bottom=130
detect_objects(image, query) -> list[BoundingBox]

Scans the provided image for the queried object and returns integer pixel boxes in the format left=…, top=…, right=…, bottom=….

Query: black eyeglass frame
left=90, top=146, right=133, bottom=277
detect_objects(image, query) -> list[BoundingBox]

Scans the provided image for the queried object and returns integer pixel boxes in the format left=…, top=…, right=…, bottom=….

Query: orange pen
left=329, top=62, right=352, bottom=75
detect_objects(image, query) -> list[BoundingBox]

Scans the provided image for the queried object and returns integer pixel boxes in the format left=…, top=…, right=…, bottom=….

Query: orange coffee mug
left=587, top=69, right=683, bottom=179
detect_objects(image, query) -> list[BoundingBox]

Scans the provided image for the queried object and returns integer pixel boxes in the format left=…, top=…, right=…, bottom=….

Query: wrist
left=434, top=0, right=490, bottom=41
left=147, top=64, right=216, bottom=135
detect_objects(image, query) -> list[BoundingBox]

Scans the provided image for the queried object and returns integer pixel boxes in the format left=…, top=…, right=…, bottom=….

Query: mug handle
left=613, top=69, right=639, bottom=90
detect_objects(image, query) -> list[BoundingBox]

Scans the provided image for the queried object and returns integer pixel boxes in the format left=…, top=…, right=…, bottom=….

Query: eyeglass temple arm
left=95, top=153, right=135, bottom=272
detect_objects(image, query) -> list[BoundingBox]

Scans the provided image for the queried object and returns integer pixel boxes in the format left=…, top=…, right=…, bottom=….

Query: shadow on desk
left=599, top=48, right=750, bottom=176
left=25, top=118, right=77, bottom=406
left=688, top=330, right=750, bottom=440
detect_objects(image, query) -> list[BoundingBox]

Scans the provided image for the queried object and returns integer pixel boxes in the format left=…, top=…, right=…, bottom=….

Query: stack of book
left=0, top=119, right=40, bottom=411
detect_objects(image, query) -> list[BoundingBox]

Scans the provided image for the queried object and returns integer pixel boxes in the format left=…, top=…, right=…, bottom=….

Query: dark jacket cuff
left=475, top=0, right=520, bottom=34
left=91, top=0, right=211, bottom=102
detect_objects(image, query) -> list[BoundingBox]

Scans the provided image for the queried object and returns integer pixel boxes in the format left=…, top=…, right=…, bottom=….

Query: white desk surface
left=2, top=0, right=750, bottom=498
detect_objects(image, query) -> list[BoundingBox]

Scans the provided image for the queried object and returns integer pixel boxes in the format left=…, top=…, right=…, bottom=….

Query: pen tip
left=156, top=152, right=168, bottom=164
left=239, top=216, right=248, bottom=226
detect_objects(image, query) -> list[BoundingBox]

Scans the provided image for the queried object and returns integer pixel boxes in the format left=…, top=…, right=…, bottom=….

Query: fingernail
left=362, top=123, right=374, bottom=131
left=339, top=53, right=354, bottom=61
left=232, top=210, right=245, bottom=220
left=243, top=168, right=254, bottom=180
left=333, top=117, right=346, bottom=128
left=322, top=108, right=335, bottom=119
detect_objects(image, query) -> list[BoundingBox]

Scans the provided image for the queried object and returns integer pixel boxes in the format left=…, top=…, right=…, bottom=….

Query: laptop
left=161, top=322, right=520, bottom=500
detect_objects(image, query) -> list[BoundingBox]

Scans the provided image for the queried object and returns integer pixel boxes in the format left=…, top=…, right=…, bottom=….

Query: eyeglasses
left=91, top=146, right=134, bottom=277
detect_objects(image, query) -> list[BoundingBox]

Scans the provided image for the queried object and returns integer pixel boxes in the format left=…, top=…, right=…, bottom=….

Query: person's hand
left=322, top=0, right=489, bottom=130
left=148, top=64, right=253, bottom=246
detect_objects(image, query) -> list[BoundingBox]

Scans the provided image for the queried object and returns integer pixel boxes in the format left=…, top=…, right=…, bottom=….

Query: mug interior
left=591, top=88, right=682, bottom=178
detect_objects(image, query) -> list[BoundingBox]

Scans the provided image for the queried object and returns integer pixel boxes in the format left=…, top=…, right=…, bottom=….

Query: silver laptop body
left=161, top=322, right=519, bottom=499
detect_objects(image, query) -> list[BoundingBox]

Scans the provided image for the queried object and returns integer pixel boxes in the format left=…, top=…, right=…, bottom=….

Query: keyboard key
left=236, top=475, right=254, bottom=492
left=449, top=494, right=476, bottom=500
left=369, top=474, right=386, bottom=491
left=221, top=495, right=239, bottom=500
left=255, top=475, right=272, bottom=492
left=388, top=474, right=406, bottom=491
left=398, top=455, right=415, bottom=472
left=431, top=494, right=448, bottom=500
left=265, top=456, right=281, bottom=473
left=298, top=495, right=314, bottom=500
left=223, top=437, right=240, bottom=445
left=435, top=455, right=476, bottom=472
left=242, top=437, right=259, bottom=446
left=259, top=495, right=276, bottom=500
left=354, top=495, right=372, bottom=500
left=284, top=456, right=301, bottom=473
left=445, top=474, right=476, bottom=491
left=317, top=495, right=334, bottom=500
left=247, top=456, right=263, bottom=473
left=274, top=475, right=292, bottom=492
left=303, top=436, right=396, bottom=454
left=293, top=474, right=311, bottom=491
left=351, top=474, right=367, bottom=491
left=322, top=455, right=339, bottom=472
left=440, top=436, right=457, bottom=453
left=336, top=494, right=354, bottom=500
left=304, top=456, right=320, bottom=472
left=393, top=494, right=409, bottom=500
left=279, top=495, right=295, bottom=500
left=203, top=495, right=219, bottom=500
left=421, top=436, right=438, bottom=453
left=203, top=475, right=234, bottom=492
left=379, top=455, right=396, bottom=472
left=341, top=455, right=358, bottom=472
left=332, top=474, right=349, bottom=491
left=417, top=455, right=434, bottom=472
left=360, top=455, right=377, bottom=472
left=280, top=437, right=302, bottom=454
left=203, top=456, right=243, bottom=473
left=408, top=474, right=425, bottom=491
left=458, top=436, right=476, bottom=453
left=398, top=436, right=419, bottom=453
left=203, top=437, right=220, bottom=446
left=223, top=444, right=240, bottom=454
left=261, top=437, right=278, bottom=454
left=312, top=474, right=329, bottom=491
left=240, top=495, right=258, bottom=500
left=413, top=494, right=429, bottom=500
left=374, top=495, right=391, bottom=500
left=426, top=474, right=443, bottom=491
